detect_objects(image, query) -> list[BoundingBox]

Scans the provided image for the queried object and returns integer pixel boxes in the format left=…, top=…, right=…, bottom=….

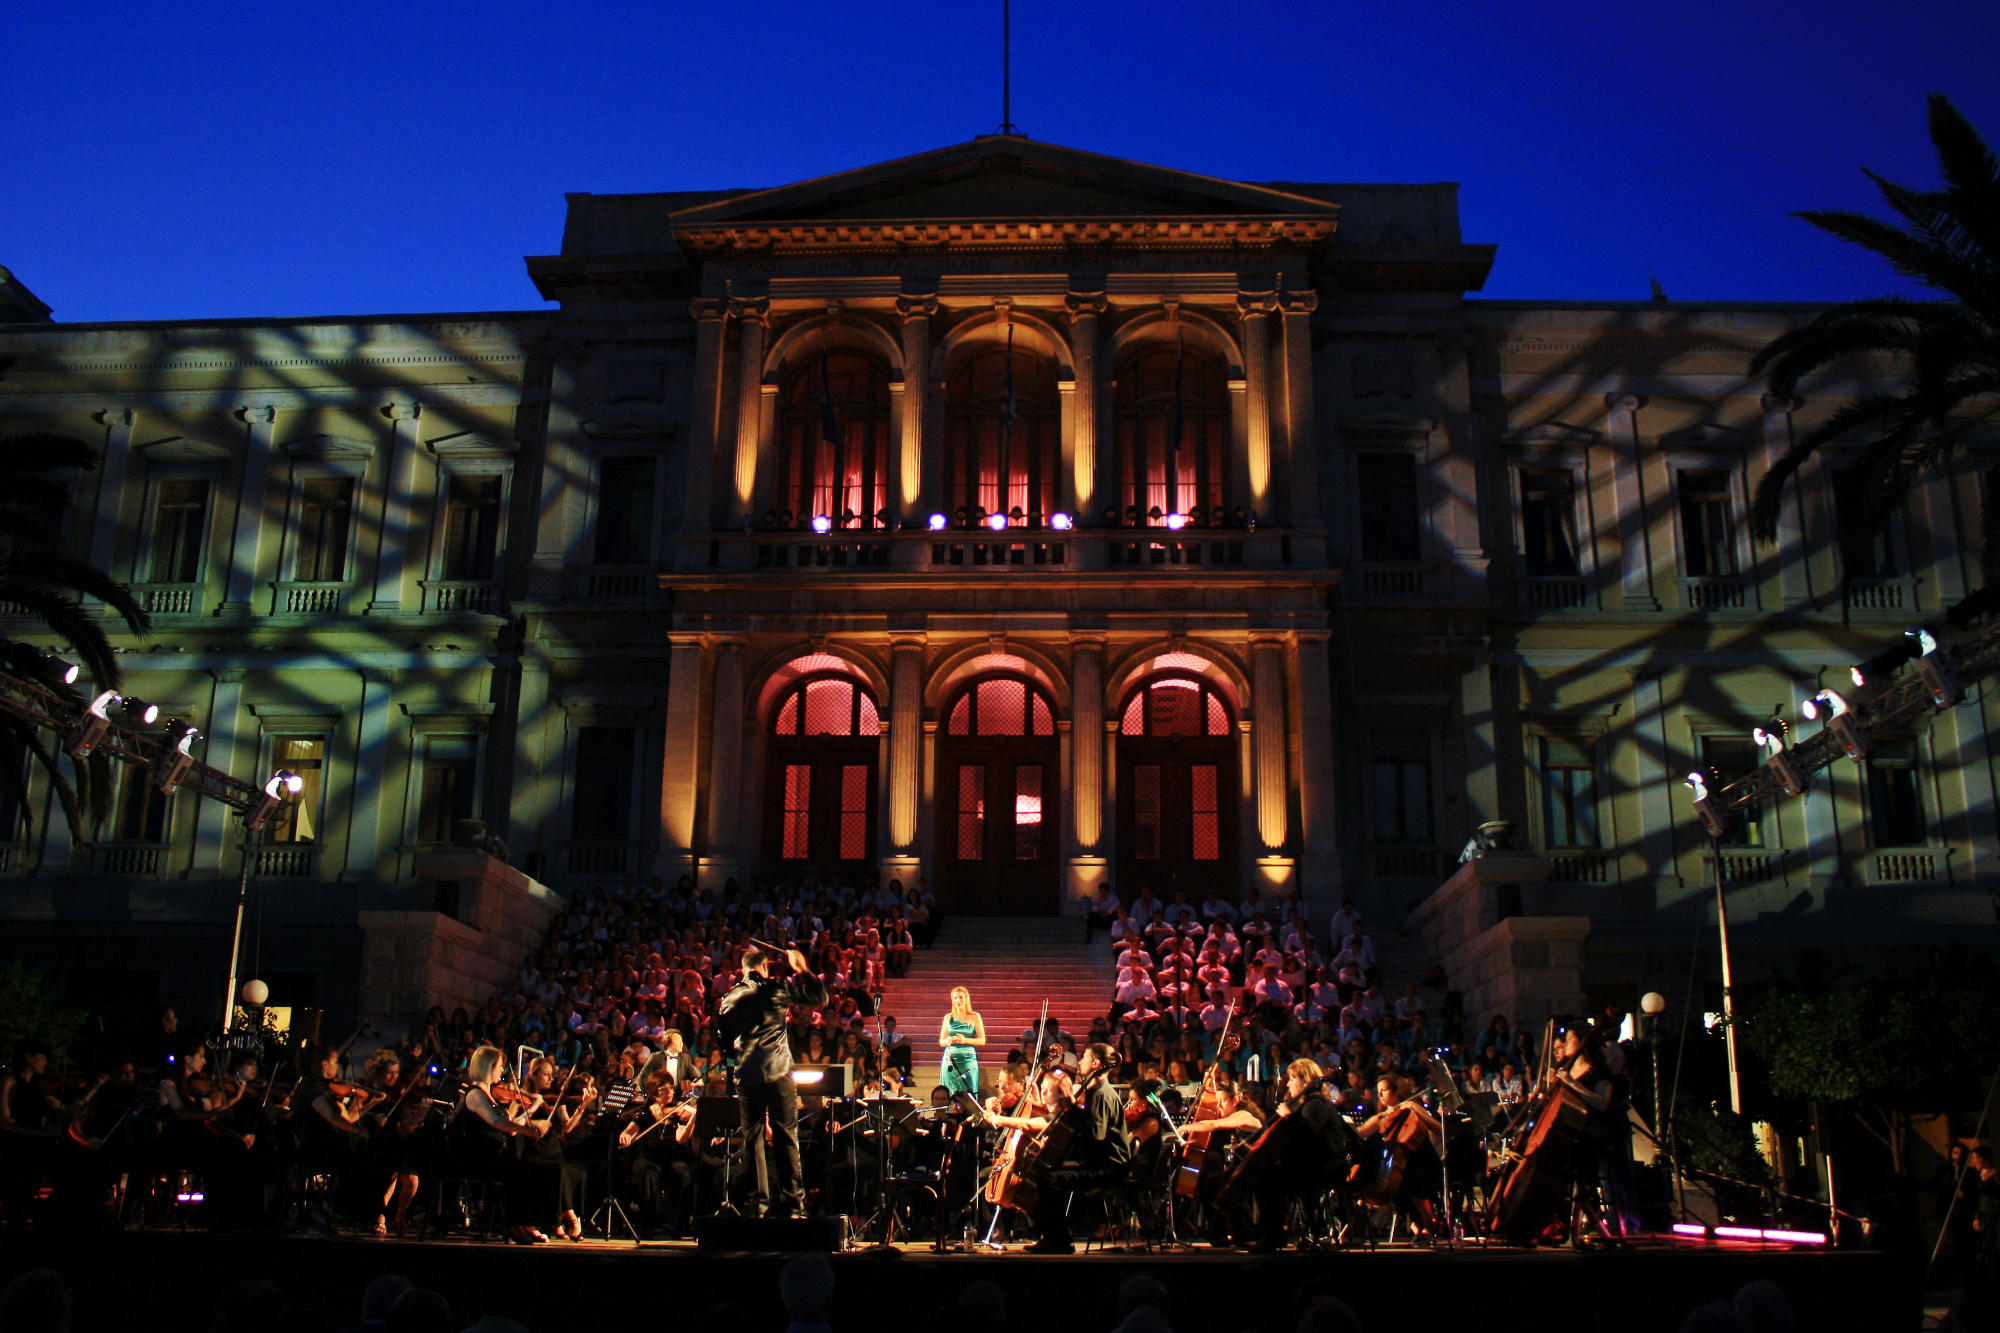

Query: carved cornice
left=1065, top=291, right=1108, bottom=322
left=895, top=294, right=940, bottom=321
left=673, top=216, right=1338, bottom=256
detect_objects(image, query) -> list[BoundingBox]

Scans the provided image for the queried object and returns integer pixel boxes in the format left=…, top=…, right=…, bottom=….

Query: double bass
left=1484, top=1019, right=1586, bottom=1242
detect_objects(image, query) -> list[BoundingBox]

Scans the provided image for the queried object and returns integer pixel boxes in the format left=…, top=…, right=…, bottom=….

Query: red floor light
left=1670, top=1223, right=1826, bottom=1246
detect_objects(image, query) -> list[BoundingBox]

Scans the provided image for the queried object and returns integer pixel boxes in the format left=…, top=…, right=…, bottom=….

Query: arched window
left=779, top=350, right=891, bottom=529
left=1114, top=343, right=1228, bottom=526
left=945, top=346, right=1060, bottom=526
left=765, top=672, right=880, bottom=869
left=937, top=674, right=1060, bottom=914
left=1116, top=674, right=1237, bottom=889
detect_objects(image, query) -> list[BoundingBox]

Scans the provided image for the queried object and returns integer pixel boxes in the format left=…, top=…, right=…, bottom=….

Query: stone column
left=1278, top=289, right=1321, bottom=529
left=1238, top=292, right=1278, bottom=515
left=219, top=405, right=277, bottom=616
left=87, top=408, right=134, bottom=585
left=726, top=297, right=769, bottom=528
left=345, top=668, right=396, bottom=880
left=1759, top=395, right=1813, bottom=608
left=896, top=294, right=937, bottom=516
left=682, top=298, right=730, bottom=532
left=193, top=668, right=247, bottom=873
left=1070, top=635, right=1107, bottom=853
left=1251, top=635, right=1289, bottom=854
left=367, top=401, right=424, bottom=614
left=887, top=634, right=926, bottom=856
left=1293, top=631, right=1340, bottom=904
left=1459, top=653, right=1500, bottom=831
left=1627, top=668, right=1676, bottom=889
left=703, top=637, right=747, bottom=887
left=657, top=635, right=708, bottom=881
left=1605, top=394, right=1659, bottom=610
left=508, top=656, right=555, bottom=873
left=1066, top=292, right=1106, bottom=521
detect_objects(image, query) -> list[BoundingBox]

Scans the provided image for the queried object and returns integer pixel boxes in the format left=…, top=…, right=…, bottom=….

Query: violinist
left=451, top=1044, right=550, bottom=1244
left=293, top=1044, right=374, bottom=1227
left=1026, top=1042, right=1130, bottom=1255
left=618, top=1058, right=697, bottom=1236
left=1353, top=1071, right=1443, bottom=1236
left=520, top=1056, right=592, bottom=1241
left=1, top=1040, right=99, bottom=1224
left=359, top=1049, right=422, bottom=1235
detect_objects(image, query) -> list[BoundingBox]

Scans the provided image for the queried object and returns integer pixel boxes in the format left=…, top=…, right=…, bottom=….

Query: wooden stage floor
left=0, top=1225, right=1919, bottom=1333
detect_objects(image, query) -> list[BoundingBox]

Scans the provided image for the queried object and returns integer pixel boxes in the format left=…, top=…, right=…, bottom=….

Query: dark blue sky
left=10, top=1, right=1997, bottom=323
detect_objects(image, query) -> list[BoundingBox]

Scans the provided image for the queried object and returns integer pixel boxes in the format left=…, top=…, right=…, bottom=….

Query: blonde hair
left=362, top=1049, right=401, bottom=1085
left=1288, top=1057, right=1326, bottom=1086
left=467, top=1045, right=505, bottom=1085
left=951, top=986, right=972, bottom=1010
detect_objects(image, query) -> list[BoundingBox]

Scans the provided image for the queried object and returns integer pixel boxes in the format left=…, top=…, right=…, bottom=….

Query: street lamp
left=1684, top=774, right=1743, bottom=1115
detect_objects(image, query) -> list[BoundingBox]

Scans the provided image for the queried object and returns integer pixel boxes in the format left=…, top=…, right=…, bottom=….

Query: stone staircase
left=878, top=917, right=1114, bottom=1101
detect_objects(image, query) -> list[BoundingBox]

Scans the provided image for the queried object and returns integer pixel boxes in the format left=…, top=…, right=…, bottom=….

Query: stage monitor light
left=66, top=690, right=121, bottom=760
left=1048, top=511, right=1074, bottom=531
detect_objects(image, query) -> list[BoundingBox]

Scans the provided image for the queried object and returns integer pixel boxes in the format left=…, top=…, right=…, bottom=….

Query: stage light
left=244, top=769, right=303, bottom=831
left=1685, top=771, right=1728, bottom=840
left=1910, top=625, right=1962, bottom=707
left=1851, top=632, right=1921, bottom=687
left=1048, top=511, right=1073, bottom=531
left=2, top=643, right=79, bottom=687
left=1803, top=688, right=1870, bottom=760
left=1164, top=511, right=1189, bottom=530
left=1754, top=722, right=1807, bottom=797
left=985, top=512, right=1008, bottom=532
left=154, top=719, right=200, bottom=795
left=927, top=512, right=949, bottom=532
left=123, top=697, right=160, bottom=726
left=66, top=690, right=121, bottom=760
left=810, top=514, right=833, bottom=535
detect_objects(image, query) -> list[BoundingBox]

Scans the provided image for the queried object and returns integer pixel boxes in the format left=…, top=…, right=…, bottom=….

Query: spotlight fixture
left=1048, top=511, right=1074, bottom=532
left=122, top=697, right=160, bottom=726
left=154, top=719, right=201, bottom=795
left=1851, top=631, right=1923, bottom=688
left=927, top=512, right=949, bottom=532
left=810, top=514, right=833, bottom=535
left=1164, top=511, right=1190, bottom=531
left=66, top=690, right=121, bottom=760
left=1909, top=626, right=1962, bottom=707
left=1752, top=723, right=1807, bottom=797
left=244, top=769, right=304, bottom=831
left=1802, top=688, right=1870, bottom=761
left=1685, top=771, right=1729, bottom=840
left=985, top=511, right=1009, bottom=532
left=2, top=643, right=79, bottom=687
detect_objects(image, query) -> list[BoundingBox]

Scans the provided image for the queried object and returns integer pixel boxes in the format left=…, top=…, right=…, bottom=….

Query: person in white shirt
left=1113, top=965, right=1158, bottom=1010
left=1251, top=965, right=1294, bottom=1014
left=1355, top=981, right=1387, bottom=1027
left=1308, top=968, right=1340, bottom=1013
left=1116, top=943, right=1155, bottom=973
left=1199, top=893, right=1234, bottom=922
left=1129, top=891, right=1162, bottom=923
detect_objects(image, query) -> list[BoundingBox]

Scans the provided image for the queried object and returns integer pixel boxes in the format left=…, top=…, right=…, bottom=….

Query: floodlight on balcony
left=810, top=514, right=833, bottom=535
left=122, top=697, right=160, bottom=726
left=985, top=512, right=1009, bottom=532
left=244, top=769, right=303, bottom=831
left=66, top=690, right=121, bottom=760
left=1803, top=687, right=1871, bottom=761
left=928, top=512, right=949, bottom=532
left=2, top=642, right=79, bottom=687
left=1908, top=625, right=1962, bottom=707
left=1164, top=511, right=1190, bottom=531
left=154, top=719, right=201, bottom=795
left=1753, top=721, right=1807, bottom=797
left=1685, top=771, right=1728, bottom=840
left=1048, top=512, right=1074, bottom=531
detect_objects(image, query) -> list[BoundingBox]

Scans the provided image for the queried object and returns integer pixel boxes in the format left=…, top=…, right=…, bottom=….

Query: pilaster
left=86, top=408, right=134, bottom=590
left=657, top=635, right=708, bottom=880
left=1759, top=395, right=1813, bottom=608
left=219, top=405, right=277, bottom=616
left=1292, top=631, right=1340, bottom=907
left=1605, top=394, right=1659, bottom=610
left=727, top=297, right=770, bottom=528
left=703, top=637, right=748, bottom=887
left=682, top=298, right=730, bottom=533
left=896, top=294, right=938, bottom=516
left=343, top=668, right=397, bottom=880
left=1250, top=635, right=1289, bottom=854
left=529, top=344, right=583, bottom=597
left=1238, top=292, right=1278, bottom=514
left=508, top=656, right=556, bottom=871
left=367, top=401, right=424, bottom=614
left=1066, top=291, right=1106, bottom=521
left=192, top=668, right=248, bottom=873
left=1627, top=668, right=1676, bottom=883
left=1278, top=289, right=1321, bottom=529
left=887, top=634, right=927, bottom=855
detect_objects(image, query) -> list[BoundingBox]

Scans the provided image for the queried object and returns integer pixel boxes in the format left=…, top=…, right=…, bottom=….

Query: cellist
left=1352, top=1071, right=1443, bottom=1235
left=1174, top=1069, right=1264, bottom=1244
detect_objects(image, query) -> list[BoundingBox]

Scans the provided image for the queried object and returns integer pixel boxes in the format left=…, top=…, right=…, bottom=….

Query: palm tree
left=0, top=391, right=152, bottom=838
left=1749, top=95, right=2000, bottom=593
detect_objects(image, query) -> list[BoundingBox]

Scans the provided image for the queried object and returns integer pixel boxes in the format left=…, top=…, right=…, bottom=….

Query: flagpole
left=1000, top=0, right=1015, bottom=135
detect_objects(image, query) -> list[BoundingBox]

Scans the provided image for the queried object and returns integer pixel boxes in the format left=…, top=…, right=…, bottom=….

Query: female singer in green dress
left=939, top=986, right=986, bottom=1097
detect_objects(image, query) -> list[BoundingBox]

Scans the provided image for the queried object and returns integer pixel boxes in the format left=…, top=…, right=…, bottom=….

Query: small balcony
left=256, top=842, right=324, bottom=879
left=564, top=839, right=637, bottom=878
left=1520, top=576, right=1592, bottom=610
left=135, top=583, right=204, bottom=616
left=703, top=525, right=1296, bottom=575
left=94, top=842, right=166, bottom=876
left=1846, top=577, right=1917, bottom=615
left=420, top=579, right=499, bottom=613
left=1682, top=576, right=1749, bottom=611
left=272, top=581, right=347, bottom=615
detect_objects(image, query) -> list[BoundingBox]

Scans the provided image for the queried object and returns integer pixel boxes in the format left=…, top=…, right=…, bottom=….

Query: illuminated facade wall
left=0, top=137, right=1991, bottom=1023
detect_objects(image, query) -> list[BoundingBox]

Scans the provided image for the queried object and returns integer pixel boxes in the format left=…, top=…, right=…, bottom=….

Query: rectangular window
left=1699, top=735, right=1762, bottom=847
left=839, top=764, right=869, bottom=860
left=149, top=479, right=209, bottom=583
left=268, top=737, right=326, bottom=845
left=1867, top=738, right=1926, bottom=846
left=1370, top=735, right=1431, bottom=843
left=1679, top=470, right=1737, bottom=578
left=114, top=763, right=171, bottom=843
left=955, top=765, right=985, bottom=861
left=1833, top=467, right=1900, bottom=578
left=1540, top=737, right=1598, bottom=848
left=781, top=764, right=811, bottom=859
left=1357, top=454, right=1421, bottom=561
left=415, top=734, right=477, bottom=843
left=572, top=727, right=635, bottom=841
left=440, top=475, right=502, bottom=581
left=294, top=478, right=354, bottom=582
left=1014, top=765, right=1043, bottom=861
left=1191, top=764, right=1220, bottom=861
left=1520, top=468, right=1581, bottom=577
left=594, top=458, right=657, bottom=565
left=1133, top=765, right=1162, bottom=860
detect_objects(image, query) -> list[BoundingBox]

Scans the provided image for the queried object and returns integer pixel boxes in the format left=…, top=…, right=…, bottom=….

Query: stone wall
left=1408, top=852, right=1590, bottom=1036
left=356, top=851, right=565, bottom=1033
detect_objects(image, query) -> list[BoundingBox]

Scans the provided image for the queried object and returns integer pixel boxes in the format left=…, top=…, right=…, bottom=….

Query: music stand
left=590, top=1081, right=644, bottom=1245
left=696, top=1095, right=745, bottom=1216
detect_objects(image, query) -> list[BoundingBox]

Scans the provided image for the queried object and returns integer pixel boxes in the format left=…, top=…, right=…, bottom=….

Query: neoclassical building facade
left=0, top=137, right=1991, bottom=1026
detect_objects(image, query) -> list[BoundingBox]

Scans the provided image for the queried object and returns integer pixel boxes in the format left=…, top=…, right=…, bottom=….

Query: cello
left=1173, top=998, right=1239, bottom=1199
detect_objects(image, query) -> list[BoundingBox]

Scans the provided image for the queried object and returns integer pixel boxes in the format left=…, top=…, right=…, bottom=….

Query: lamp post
left=1684, top=772, right=1743, bottom=1116
left=223, top=771, right=302, bottom=1026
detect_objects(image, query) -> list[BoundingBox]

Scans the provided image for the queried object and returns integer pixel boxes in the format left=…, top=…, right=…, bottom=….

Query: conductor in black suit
left=717, top=943, right=828, bottom=1219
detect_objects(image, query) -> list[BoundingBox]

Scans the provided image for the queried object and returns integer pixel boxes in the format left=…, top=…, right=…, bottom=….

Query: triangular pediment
left=672, top=137, right=1341, bottom=227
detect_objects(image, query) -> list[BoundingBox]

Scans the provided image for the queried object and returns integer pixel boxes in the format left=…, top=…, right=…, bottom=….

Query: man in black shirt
left=1028, top=1041, right=1131, bottom=1254
left=717, top=943, right=827, bottom=1219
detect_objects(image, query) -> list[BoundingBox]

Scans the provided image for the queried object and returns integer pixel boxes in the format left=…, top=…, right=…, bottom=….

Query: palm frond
left=1749, top=393, right=1913, bottom=543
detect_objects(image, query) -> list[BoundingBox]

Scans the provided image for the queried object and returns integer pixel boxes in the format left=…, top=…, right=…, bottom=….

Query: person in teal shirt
left=939, top=986, right=987, bottom=1098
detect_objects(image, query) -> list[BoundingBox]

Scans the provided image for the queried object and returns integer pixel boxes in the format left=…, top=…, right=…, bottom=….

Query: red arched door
left=764, top=674, right=879, bottom=876
left=1116, top=675, right=1238, bottom=899
left=936, top=675, right=1061, bottom=916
